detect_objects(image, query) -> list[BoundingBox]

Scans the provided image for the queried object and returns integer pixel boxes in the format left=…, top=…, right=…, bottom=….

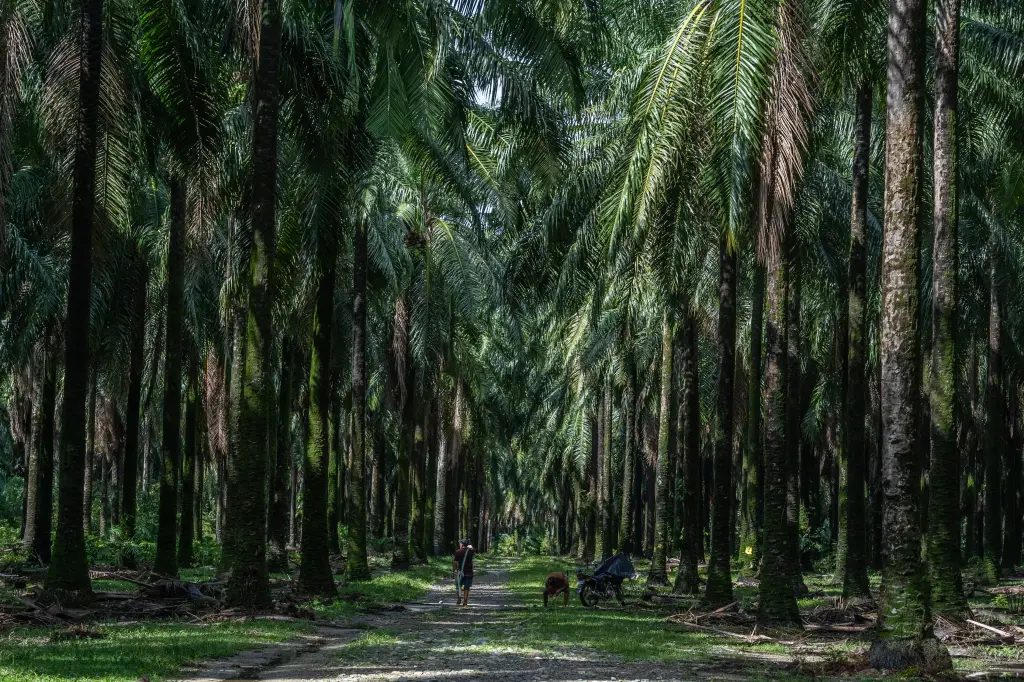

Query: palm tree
left=869, top=0, right=950, bottom=670
left=154, top=177, right=185, bottom=577
left=298, top=233, right=339, bottom=597
left=45, top=0, right=105, bottom=598
left=928, top=0, right=968, bottom=617
left=225, top=0, right=282, bottom=608
left=648, top=309, right=673, bottom=585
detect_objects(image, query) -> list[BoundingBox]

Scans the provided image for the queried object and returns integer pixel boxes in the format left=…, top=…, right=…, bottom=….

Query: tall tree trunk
left=871, top=0, right=948, bottom=667
left=869, top=357, right=883, bottom=570
left=327, top=399, right=342, bottom=554
left=740, top=265, right=764, bottom=569
left=267, top=341, right=293, bottom=572
left=45, top=0, right=103, bottom=597
left=785, top=250, right=806, bottom=597
left=83, top=373, right=96, bottom=533
left=758, top=251, right=801, bottom=626
left=99, top=432, right=109, bottom=537
left=348, top=215, right=370, bottom=578
left=928, top=0, right=967, bottom=615
left=424, top=398, right=438, bottom=556
left=584, top=402, right=598, bottom=562
left=154, top=176, right=186, bottom=578
left=410, top=405, right=428, bottom=564
left=371, top=431, right=385, bottom=539
left=649, top=310, right=674, bottom=585
left=26, top=334, right=56, bottom=564
left=1002, top=388, right=1022, bottom=569
left=195, top=435, right=203, bottom=543
left=179, top=353, right=198, bottom=569
left=963, top=340, right=979, bottom=560
left=843, top=82, right=872, bottom=600
left=674, top=312, right=701, bottom=595
left=601, top=383, right=615, bottom=558
left=392, top=297, right=414, bottom=568
left=432, top=400, right=450, bottom=556
left=226, top=0, right=281, bottom=608
left=619, top=369, right=637, bottom=554
left=705, top=237, right=736, bottom=608
left=297, top=253, right=338, bottom=597
left=984, top=254, right=1003, bottom=581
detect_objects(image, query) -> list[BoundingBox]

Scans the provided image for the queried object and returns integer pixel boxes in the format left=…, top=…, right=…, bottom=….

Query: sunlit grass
left=0, top=620, right=309, bottom=682
left=308, top=556, right=451, bottom=619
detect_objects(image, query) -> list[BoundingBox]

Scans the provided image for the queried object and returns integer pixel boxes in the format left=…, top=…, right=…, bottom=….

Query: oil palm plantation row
left=1, top=0, right=1024, bottom=673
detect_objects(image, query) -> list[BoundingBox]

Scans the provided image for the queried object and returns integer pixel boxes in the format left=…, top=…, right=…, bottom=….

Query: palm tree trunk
left=410, top=406, right=428, bottom=564
left=673, top=312, right=701, bottom=595
left=870, top=0, right=947, bottom=667
left=154, top=176, right=185, bottom=578
left=371, top=431, right=384, bottom=539
left=1002, top=390, right=1021, bottom=569
left=83, top=372, right=96, bottom=534
left=45, top=0, right=103, bottom=599
left=432, top=402, right=449, bottom=556
left=328, top=398, right=342, bottom=555
left=226, top=0, right=282, bottom=608
left=984, top=254, right=1003, bottom=581
left=267, top=341, right=293, bottom=572
left=348, top=215, right=370, bottom=578
left=424, top=399, right=438, bottom=556
left=298, top=254, right=338, bottom=597
left=391, top=296, right=414, bottom=568
left=758, top=251, right=801, bottom=626
left=928, top=0, right=967, bottom=615
left=842, top=82, right=872, bottom=600
left=963, top=340, right=978, bottom=560
left=601, top=382, right=614, bottom=558
left=649, top=310, right=674, bottom=585
left=179, top=353, right=198, bottom=569
left=100, top=434, right=109, bottom=537
left=869, top=358, right=883, bottom=570
left=619, top=369, right=637, bottom=554
left=784, top=250, right=806, bottom=597
left=26, top=333, right=56, bottom=564
left=705, top=237, right=736, bottom=608
left=740, top=265, right=764, bottom=570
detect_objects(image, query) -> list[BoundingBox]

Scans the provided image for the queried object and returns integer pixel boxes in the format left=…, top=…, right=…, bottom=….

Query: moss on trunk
left=705, top=238, right=736, bottom=608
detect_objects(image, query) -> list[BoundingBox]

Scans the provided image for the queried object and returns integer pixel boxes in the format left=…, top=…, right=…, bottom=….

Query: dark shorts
left=458, top=575, right=473, bottom=589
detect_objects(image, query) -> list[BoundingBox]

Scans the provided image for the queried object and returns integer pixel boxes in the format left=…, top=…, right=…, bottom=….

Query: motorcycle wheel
left=579, top=584, right=600, bottom=607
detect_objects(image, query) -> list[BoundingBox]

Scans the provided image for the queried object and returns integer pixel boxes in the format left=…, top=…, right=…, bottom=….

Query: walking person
left=453, top=538, right=474, bottom=607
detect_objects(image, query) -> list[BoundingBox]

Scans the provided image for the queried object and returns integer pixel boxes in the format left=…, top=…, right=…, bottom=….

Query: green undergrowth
left=307, top=556, right=452, bottom=619
left=0, top=619, right=310, bottom=682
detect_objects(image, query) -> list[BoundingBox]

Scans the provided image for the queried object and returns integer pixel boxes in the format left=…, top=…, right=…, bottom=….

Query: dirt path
left=231, top=558, right=761, bottom=682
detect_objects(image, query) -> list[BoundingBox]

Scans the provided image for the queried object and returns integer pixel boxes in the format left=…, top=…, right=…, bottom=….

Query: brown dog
left=543, top=571, right=570, bottom=607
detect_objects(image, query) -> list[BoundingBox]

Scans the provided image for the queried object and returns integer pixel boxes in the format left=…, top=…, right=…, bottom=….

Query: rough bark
left=84, top=375, right=96, bottom=534
left=649, top=310, right=674, bottom=585
left=121, top=268, right=145, bottom=566
left=601, top=383, right=615, bottom=558
left=392, top=297, right=414, bottom=568
left=267, top=341, right=293, bottom=572
left=870, top=0, right=948, bottom=667
left=843, top=82, right=872, bottom=600
left=674, top=312, right=701, bottom=595
left=154, top=176, right=186, bottom=578
left=327, top=399, right=342, bottom=555
left=410, top=406, right=428, bottom=564
left=45, top=0, right=103, bottom=598
left=26, top=335, right=56, bottom=564
left=619, top=369, right=637, bottom=554
left=226, top=0, right=282, bottom=608
left=984, top=253, right=1003, bottom=580
left=758, top=253, right=801, bottom=626
left=784, top=250, right=806, bottom=597
left=179, top=354, right=198, bottom=569
left=705, top=237, right=736, bottom=608
left=928, top=0, right=967, bottom=615
left=298, top=254, right=338, bottom=597
left=347, top=216, right=370, bottom=579
left=740, top=265, right=764, bottom=570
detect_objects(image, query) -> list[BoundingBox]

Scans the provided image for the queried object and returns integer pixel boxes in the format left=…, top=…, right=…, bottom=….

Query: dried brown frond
left=754, top=0, right=816, bottom=269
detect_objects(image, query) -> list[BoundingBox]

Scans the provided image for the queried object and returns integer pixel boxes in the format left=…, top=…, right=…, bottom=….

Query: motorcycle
left=576, top=552, right=634, bottom=607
